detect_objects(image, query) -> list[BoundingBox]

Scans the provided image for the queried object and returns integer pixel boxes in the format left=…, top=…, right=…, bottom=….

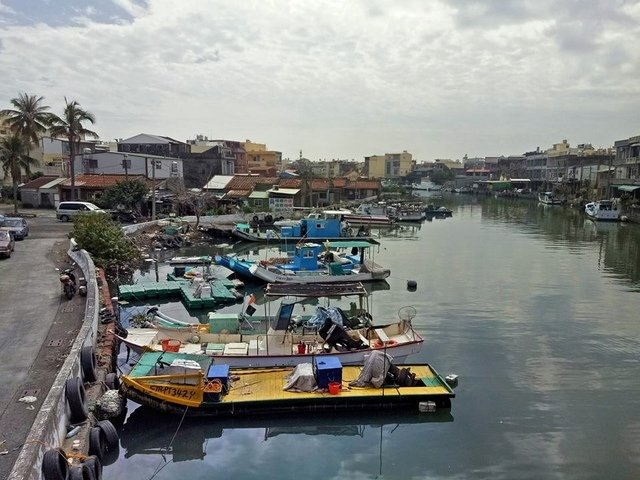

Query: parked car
left=0, top=217, right=29, bottom=240
left=0, top=229, right=15, bottom=258
left=56, top=201, right=106, bottom=222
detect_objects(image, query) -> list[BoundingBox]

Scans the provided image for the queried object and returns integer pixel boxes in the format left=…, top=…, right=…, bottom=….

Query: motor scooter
left=59, top=268, right=76, bottom=300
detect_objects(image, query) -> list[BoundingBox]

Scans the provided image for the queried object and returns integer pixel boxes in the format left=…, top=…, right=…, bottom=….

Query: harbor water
left=106, top=196, right=640, bottom=480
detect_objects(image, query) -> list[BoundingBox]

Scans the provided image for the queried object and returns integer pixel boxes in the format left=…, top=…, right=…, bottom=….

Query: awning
left=616, top=185, right=640, bottom=192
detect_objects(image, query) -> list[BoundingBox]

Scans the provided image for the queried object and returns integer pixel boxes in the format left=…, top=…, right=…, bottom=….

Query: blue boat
left=231, top=210, right=376, bottom=243
left=215, top=240, right=390, bottom=284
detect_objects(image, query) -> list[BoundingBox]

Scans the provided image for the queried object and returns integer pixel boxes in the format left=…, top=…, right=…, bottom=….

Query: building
left=118, top=134, right=190, bottom=158
left=364, top=151, right=413, bottom=179
left=59, top=174, right=151, bottom=202
left=612, top=134, right=640, bottom=185
left=244, top=140, right=282, bottom=176
left=18, top=176, right=67, bottom=208
left=72, top=151, right=182, bottom=180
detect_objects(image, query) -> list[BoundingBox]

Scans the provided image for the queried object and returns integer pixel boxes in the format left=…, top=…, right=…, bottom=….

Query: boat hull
left=122, top=362, right=454, bottom=417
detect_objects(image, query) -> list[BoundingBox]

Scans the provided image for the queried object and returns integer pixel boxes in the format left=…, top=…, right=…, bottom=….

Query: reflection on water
left=108, top=196, right=640, bottom=479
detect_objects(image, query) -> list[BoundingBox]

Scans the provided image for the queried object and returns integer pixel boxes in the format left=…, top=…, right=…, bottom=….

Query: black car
left=0, top=217, right=29, bottom=240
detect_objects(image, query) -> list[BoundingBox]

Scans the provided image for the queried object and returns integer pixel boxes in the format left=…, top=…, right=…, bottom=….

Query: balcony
left=625, top=156, right=640, bottom=164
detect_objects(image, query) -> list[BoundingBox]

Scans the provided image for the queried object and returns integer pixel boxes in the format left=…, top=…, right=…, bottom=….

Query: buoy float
left=373, top=339, right=398, bottom=348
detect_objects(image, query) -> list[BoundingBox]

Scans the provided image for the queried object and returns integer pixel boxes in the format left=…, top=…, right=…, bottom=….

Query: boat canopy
left=616, top=185, right=640, bottom=192
left=323, top=240, right=377, bottom=249
left=265, top=282, right=368, bottom=298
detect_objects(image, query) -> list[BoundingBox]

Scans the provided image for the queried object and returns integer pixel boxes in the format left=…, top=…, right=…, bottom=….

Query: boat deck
left=126, top=352, right=453, bottom=410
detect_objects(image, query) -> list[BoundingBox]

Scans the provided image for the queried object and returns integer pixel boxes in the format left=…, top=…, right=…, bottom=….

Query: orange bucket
left=328, top=381, right=341, bottom=395
left=161, top=339, right=181, bottom=352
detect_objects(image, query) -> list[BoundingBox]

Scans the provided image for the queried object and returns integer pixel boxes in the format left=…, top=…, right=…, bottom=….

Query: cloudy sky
left=1, top=0, right=639, bottom=161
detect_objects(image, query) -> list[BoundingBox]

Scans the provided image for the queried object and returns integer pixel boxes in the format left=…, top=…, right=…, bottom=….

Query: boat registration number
left=149, top=384, right=198, bottom=400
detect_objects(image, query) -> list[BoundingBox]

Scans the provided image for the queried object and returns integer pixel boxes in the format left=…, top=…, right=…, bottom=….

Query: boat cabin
left=279, top=210, right=352, bottom=239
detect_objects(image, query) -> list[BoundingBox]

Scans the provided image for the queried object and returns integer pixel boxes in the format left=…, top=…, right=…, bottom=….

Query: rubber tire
left=80, top=346, right=97, bottom=383
left=96, top=420, right=119, bottom=450
left=88, top=427, right=107, bottom=461
left=60, top=215, right=69, bottom=222
left=69, top=463, right=94, bottom=480
left=105, top=372, right=120, bottom=390
left=83, top=456, right=102, bottom=480
left=42, top=448, right=69, bottom=480
left=65, top=377, right=88, bottom=424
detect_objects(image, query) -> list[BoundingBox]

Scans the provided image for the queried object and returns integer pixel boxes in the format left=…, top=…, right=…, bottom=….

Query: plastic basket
left=161, top=339, right=181, bottom=352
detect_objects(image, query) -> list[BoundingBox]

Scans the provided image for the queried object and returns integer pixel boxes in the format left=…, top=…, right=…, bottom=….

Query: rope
left=147, top=405, right=189, bottom=480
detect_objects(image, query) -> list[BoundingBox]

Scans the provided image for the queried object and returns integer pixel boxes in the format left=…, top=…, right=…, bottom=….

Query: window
left=86, top=159, right=98, bottom=168
left=254, top=199, right=263, bottom=207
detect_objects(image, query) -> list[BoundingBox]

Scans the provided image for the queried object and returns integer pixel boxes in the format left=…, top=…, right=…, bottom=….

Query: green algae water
left=106, top=196, right=640, bottom=480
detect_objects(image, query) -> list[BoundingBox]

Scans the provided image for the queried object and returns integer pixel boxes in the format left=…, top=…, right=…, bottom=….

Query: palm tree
left=48, top=99, right=98, bottom=200
left=0, top=93, right=51, bottom=147
left=0, top=134, right=38, bottom=214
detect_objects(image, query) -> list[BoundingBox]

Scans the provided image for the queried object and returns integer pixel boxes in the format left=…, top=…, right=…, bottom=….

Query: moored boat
left=585, top=200, right=620, bottom=221
left=114, top=282, right=423, bottom=367
left=121, top=350, right=455, bottom=416
left=343, top=204, right=396, bottom=226
left=231, top=210, right=375, bottom=243
left=538, top=191, right=562, bottom=205
left=216, top=240, right=390, bottom=284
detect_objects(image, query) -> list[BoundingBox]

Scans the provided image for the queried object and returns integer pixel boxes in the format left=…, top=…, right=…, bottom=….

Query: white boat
left=114, top=283, right=423, bottom=367
left=538, top=192, right=562, bottom=205
left=585, top=200, right=620, bottom=221
left=343, top=204, right=396, bottom=225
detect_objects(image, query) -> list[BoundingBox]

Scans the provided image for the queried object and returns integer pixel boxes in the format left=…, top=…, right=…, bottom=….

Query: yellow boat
left=121, top=352, right=455, bottom=416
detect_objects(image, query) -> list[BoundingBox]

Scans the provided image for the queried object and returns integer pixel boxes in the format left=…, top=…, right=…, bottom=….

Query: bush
left=71, top=213, right=141, bottom=268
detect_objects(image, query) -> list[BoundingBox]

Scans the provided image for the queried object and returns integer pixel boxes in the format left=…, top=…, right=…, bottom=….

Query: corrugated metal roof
left=249, top=190, right=270, bottom=198
left=203, top=175, right=235, bottom=190
left=19, top=176, right=60, bottom=189
left=268, top=188, right=300, bottom=195
left=61, top=174, right=149, bottom=188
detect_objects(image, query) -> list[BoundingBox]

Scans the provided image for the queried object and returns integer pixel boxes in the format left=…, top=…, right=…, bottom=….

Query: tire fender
left=69, top=463, right=95, bottom=480
left=105, top=372, right=120, bottom=390
left=80, top=346, right=97, bottom=383
left=83, top=455, right=102, bottom=480
left=42, top=448, right=69, bottom=480
left=88, top=427, right=107, bottom=461
left=65, top=377, right=88, bottom=424
left=96, top=420, right=119, bottom=451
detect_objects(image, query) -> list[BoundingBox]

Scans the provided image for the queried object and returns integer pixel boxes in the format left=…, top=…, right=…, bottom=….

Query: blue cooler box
left=313, top=356, right=342, bottom=389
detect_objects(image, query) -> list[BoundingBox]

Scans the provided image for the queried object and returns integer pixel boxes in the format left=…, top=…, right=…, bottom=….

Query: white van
left=56, top=201, right=106, bottom=221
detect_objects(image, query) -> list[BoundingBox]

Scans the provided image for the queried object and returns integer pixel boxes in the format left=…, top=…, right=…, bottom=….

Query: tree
left=48, top=99, right=98, bottom=200
left=0, top=134, right=38, bottom=213
left=0, top=92, right=51, bottom=146
left=100, top=178, right=149, bottom=212
left=71, top=213, right=141, bottom=268
left=430, top=169, right=454, bottom=185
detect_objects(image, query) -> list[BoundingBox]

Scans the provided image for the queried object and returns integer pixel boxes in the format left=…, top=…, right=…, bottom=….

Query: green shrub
left=71, top=213, right=141, bottom=268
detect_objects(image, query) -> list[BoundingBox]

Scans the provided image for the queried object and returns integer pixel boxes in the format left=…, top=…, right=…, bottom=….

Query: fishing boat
left=216, top=240, right=389, bottom=284
left=423, top=205, right=452, bottom=219
left=231, top=210, right=375, bottom=243
left=343, top=204, right=396, bottom=226
left=584, top=200, right=620, bottom=221
left=538, top=192, right=562, bottom=205
left=114, top=282, right=423, bottom=367
left=120, top=350, right=455, bottom=416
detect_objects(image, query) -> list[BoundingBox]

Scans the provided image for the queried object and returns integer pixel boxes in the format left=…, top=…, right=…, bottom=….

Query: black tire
left=65, top=377, right=88, bottom=424
left=64, top=283, right=74, bottom=300
left=80, top=346, right=97, bottom=383
left=83, top=456, right=102, bottom=480
left=69, top=463, right=94, bottom=480
left=42, top=448, right=69, bottom=480
left=96, top=420, right=119, bottom=451
left=88, top=427, right=107, bottom=461
left=174, top=236, right=184, bottom=246
left=60, top=215, right=70, bottom=222
left=252, top=215, right=259, bottom=223
left=105, top=372, right=120, bottom=390
left=264, top=214, right=273, bottom=223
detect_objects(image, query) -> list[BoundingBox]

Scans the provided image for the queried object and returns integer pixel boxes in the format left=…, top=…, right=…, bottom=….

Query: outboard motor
left=319, top=318, right=366, bottom=351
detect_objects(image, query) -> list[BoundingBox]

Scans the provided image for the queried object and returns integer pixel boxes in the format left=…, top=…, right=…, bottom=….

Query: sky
left=0, top=0, right=639, bottom=162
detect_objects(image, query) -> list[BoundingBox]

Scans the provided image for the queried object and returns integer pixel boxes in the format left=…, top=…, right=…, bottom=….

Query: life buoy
left=373, top=339, right=398, bottom=349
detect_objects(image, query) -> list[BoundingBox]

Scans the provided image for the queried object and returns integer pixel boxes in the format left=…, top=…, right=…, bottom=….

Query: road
left=0, top=209, right=85, bottom=478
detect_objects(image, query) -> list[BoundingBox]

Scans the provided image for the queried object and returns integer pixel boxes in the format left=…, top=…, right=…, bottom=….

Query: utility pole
left=122, top=154, right=129, bottom=180
left=151, top=159, right=157, bottom=220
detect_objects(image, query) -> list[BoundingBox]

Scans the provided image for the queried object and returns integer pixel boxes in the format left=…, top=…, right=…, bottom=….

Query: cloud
left=0, top=0, right=638, bottom=161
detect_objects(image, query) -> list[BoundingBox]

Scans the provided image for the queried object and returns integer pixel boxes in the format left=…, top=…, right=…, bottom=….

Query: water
left=106, top=196, right=640, bottom=480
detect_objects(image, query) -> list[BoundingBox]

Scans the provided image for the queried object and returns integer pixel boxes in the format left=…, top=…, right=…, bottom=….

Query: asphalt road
left=0, top=209, right=85, bottom=477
